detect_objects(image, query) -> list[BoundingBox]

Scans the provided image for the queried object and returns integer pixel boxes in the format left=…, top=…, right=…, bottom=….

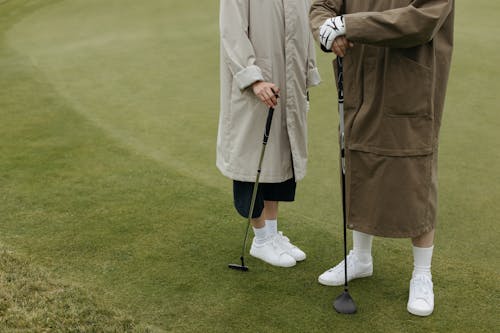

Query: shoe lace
left=277, top=231, right=290, bottom=243
left=413, top=275, right=433, bottom=297
left=326, top=251, right=355, bottom=273
left=276, top=232, right=299, bottom=251
left=270, top=236, right=287, bottom=255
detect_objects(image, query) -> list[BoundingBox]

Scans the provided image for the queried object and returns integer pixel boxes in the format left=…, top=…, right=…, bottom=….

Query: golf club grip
left=263, top=107, right=275, bottom=144
left=337, top=57, right=344, bottom=101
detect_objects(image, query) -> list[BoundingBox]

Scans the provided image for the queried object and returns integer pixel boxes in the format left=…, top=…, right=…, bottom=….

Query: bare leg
left=263, top=200, right=279, bottom=220
left=411, top=229, right=435, bottom=247
left=249, top=201, right=278, bottom=229
left=250, top=215, right=265, bottom=229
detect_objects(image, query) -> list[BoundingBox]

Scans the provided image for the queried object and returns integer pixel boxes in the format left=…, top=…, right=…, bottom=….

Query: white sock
left=265, top=219, right=278, bottom=237
left=352, top=231, right=373, bottom=264
left=252, top=225, right=267, bottom=245
left=412, top=245, right=433, bottom=278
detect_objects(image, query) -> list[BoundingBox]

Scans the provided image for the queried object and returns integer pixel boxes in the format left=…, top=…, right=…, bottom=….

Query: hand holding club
left=252, top=81, right=280, bottom=108
left=319, top=16, right=346, bottom=52
left=332, top=36, right=354, bottom=58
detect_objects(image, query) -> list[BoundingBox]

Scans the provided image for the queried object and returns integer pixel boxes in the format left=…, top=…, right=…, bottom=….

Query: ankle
left=352, top=231, right=373, bottom=263
left=356, top=253, right=372, bottom=265
left=412, top=270, right=432, bottom=279
left=265, top=219, right=278, bottom=237
left=252, top=226, right=267, bottom=245
left=352, top=249, right=372, bottom=264
left=412, top=245, right=433, bottom=278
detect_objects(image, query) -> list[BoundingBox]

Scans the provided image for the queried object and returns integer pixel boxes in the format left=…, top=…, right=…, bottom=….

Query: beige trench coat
left=217, top=0, right=321, bottom=183
left=310, top=0, right=454, bottom=237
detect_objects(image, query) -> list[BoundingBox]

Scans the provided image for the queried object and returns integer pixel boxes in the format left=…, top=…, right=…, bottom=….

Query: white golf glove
left=319, top=16, right=346, bottom=52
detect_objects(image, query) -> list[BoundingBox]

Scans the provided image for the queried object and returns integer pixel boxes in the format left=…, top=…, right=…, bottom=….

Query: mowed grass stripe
left=0, top=45, right=239, bottom=331
left=5, top=0, right=222, bottom=189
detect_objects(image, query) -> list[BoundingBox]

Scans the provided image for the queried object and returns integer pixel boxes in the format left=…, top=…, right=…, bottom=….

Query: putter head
left=333, top=291, right=357, bottom=314
left=228, top=256, right=249, bottom=271
left=228, top=263, right=249, bottom=271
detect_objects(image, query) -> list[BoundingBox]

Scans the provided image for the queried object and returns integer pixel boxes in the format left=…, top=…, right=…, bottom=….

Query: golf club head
left=333, top=291, right=357, bottom=314
left=228, top=263, right=249, bottom=271
left=228, top=256, right=249, bottom=271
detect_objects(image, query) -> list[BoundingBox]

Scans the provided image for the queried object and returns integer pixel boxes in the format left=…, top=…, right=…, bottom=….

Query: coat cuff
left=234, top=65, right=265, bottom=90
left=307, top=67, right=321, bottom=88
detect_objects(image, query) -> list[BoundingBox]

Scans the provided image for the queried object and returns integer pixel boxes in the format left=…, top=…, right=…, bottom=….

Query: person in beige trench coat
left=310, top=0, right=454, bottom=316
left=217, top=0, right=321, bottom=267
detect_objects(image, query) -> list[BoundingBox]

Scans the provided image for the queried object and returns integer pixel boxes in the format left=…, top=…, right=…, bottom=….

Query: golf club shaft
left=240, top=107, right=275, bottom=262
left=341, top=155, right=348, bottom=291
left=337, top=56, right=349, bottom=291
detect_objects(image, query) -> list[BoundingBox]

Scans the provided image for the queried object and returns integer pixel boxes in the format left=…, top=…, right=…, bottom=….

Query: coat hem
left=348, top=223, right=436, bottom=239
left=216, top=162, right=296, bottom=183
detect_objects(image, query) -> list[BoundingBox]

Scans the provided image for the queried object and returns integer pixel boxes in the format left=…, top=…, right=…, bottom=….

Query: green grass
left=0, top=246, right=154, bottom=332
left=0, top=0, right=499, bottom=332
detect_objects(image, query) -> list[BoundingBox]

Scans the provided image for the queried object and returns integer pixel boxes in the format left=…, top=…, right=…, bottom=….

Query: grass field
left=1, top=0, right=499, bottom=332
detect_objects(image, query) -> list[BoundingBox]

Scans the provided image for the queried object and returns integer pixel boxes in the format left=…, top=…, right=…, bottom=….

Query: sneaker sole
left=407, top=304, right=433, bottom=317
left=249, top=250, right=296, bottom=268
left=318, top=271, right=373, bottom=286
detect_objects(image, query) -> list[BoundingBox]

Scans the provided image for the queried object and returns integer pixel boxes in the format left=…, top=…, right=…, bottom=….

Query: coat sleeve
left=345, top=0, right=454, bottom=48
left=309, top=0, right=453, bottom=49
left=220, top=0, right=263, bottom=90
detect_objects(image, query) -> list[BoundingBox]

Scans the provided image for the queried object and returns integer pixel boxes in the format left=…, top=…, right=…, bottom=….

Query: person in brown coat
left=309, top=0, right=454, bottom=316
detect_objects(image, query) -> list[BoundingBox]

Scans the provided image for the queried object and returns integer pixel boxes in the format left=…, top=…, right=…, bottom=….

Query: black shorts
left=233, top=177, right=296, bottom=219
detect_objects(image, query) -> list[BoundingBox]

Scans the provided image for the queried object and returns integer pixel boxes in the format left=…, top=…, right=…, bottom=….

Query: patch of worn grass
left=0, top=246, right=153, bottom=332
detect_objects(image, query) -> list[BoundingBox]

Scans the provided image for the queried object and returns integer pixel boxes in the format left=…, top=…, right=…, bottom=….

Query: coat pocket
left=382, top=53, right=432, bottom=118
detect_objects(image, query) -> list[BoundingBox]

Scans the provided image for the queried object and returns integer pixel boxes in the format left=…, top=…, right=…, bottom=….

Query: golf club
left=333, top=46, right=357, bottom=314
left=228, top=104, right=275, bottom=272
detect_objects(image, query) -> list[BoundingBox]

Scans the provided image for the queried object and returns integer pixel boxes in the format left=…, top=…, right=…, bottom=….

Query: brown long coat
left=310, top=0, right=454, bottom=237
left=217, top=0, right=321, bottom=183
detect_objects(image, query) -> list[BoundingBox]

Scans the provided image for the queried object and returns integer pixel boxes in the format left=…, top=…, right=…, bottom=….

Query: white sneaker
left=407, top=274, right=434, bottom=316
left=275, top=231, right=306, bottom=261
left=318, top=250, right=373, bottom=286
left=250, top=236, right=296, bottom=267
